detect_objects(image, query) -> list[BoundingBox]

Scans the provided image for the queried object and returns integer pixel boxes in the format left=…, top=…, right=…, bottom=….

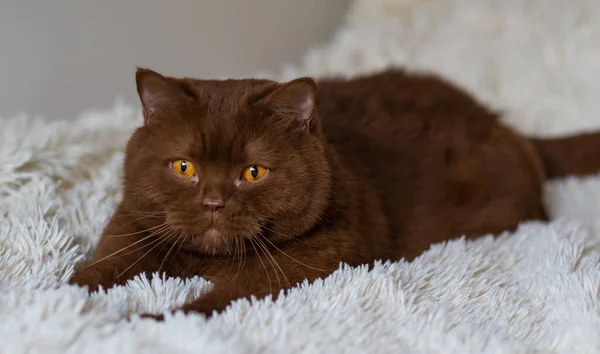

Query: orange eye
left=242, top=165, right=267, bottom=183
left=171, top=160, right=196, bottom=179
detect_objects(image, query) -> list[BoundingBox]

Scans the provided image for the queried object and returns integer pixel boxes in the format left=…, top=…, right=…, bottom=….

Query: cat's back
left=316, top=69, right=497, bottom=145
left=315, top=69, right=499, bottom=187
left=315, top=70, right=543, bottom=259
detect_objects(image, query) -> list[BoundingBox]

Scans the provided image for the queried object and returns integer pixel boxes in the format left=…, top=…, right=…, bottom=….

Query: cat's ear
left=253, top=78, right=317, bottom=131
left=135, top=67, right=185, bottom=124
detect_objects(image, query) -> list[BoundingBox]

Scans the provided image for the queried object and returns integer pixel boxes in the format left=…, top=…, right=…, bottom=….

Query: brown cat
left=70, top=67, right=600, bottom=318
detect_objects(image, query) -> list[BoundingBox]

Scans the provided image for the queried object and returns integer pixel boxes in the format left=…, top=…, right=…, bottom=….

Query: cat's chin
left=167, top=220, right=265, bottom=256
left=175, top=227, right=239, bottom=256
left=202, top=227, right=221, bottom=245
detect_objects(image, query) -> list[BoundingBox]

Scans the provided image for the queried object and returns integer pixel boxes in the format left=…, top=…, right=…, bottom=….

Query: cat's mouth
left=166, top=212, right=265, bottom=255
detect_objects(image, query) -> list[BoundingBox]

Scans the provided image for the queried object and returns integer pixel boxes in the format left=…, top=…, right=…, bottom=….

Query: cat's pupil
left=181, top=161, right=187, bottom=172
left=250, top=166, right=258, bottom=179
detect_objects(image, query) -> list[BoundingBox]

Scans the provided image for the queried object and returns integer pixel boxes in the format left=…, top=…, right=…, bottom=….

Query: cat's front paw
left=138, top=312, right=165, bottom=321
left=69, top=269, right=104, bottom=293
left=137, top=304, right=215, bottom=321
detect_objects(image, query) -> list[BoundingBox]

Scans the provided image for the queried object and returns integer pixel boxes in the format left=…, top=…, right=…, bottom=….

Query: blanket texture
left=2, top=0, right=600, bottom=353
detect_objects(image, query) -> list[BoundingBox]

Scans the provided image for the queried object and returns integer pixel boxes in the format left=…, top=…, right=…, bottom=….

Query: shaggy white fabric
left=2, top=0, right=600, bottom=352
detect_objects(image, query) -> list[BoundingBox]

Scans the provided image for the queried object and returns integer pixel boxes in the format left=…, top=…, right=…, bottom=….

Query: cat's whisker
left=159, top=231, right=185, bottom=273
left=165, top=231, right=190, bottom=273
left=231, top=238, right=248, bottom=283
left=236, top=238, right=244, bottom=278
left=156, top=229, right=179, bottom=258
left=262, top=236, right=290, bottom=287
left=242, top=240, right=248, bottom=278
left=224, top=239, right=232, bottom=257
left=173, top=232, right=189, bottom=261
left=254, top=235, right=281, bottom=287
left=260, top=226, right=332, bottom=272
left=262, top=223, right=313, bottom=246
left=106, top=213, right=159, bottom=233
left=249, top=237, right=272, bottom=294
left=103, top=222, right=169, bottom=238
left=227, top=239, right=237, bottom=279
left=117, top=230, right=175, bottom=278
left=81, top=224, right=170, bottom=269
left=122, top=213, right=166, bottom=218
left=112, top=233, right=168, bottom=259
left=228, top=238, right=241, bottom=281
left=254, top=235, right=282, bottom=289
left=95, top=199, right=167, bottom=216
left=99, top=225, right=170, bottom=259
left=257, top=234, right=289, bottom=288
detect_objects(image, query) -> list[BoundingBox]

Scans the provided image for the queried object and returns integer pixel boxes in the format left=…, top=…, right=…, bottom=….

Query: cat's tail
left=531, top=131, right=600, bottom=179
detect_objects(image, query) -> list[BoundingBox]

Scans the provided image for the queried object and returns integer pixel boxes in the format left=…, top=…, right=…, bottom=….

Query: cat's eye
left=242, top=165, right=267, bottom=183
left=171, top=160, right=196, bottom=179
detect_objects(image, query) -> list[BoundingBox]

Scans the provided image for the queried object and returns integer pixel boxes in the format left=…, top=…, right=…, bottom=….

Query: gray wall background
left=0, top=0, right=349, bottom=121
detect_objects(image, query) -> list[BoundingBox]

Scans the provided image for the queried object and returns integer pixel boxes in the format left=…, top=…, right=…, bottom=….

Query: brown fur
left=70, top=68, right=600, bottom=318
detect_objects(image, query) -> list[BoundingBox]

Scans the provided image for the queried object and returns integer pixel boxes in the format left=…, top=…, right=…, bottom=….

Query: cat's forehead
left=182, top=80, right=267, bottom=129
left=193, top=78, right=273, bottom=113
left=151, top=78, right=286, bottom=163
left=172, top=80, right=277, bottom=162
left=187, top=122, right=279, bottom=165
left=184, top=82, right=260, bottom=134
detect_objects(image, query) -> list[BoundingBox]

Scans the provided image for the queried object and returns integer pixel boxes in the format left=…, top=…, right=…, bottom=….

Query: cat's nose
left=203, top=199, right=225, bottom=213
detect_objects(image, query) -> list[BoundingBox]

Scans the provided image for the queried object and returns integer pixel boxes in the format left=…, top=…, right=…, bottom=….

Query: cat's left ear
left=253, top=78, right=317, bottom=132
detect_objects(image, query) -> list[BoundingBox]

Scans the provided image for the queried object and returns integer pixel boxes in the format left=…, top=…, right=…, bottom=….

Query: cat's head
left=122, top=68, right=332, bottom=255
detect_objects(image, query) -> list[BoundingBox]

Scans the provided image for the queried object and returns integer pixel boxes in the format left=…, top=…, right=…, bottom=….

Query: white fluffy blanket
left=2, top=0, right=600, bottom=352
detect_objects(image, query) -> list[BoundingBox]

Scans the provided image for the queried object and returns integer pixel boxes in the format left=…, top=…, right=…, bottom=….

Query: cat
left=69, top=67, right=600, bottom=319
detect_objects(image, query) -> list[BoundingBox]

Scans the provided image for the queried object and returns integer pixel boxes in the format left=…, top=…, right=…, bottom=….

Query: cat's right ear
left=135, top=68, right=184, bottom=124
left=249, top=78, right=317, bottom=133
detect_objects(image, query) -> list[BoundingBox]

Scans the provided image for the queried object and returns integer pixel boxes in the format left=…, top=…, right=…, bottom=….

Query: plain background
left=0, top=0, right=349, bottom=121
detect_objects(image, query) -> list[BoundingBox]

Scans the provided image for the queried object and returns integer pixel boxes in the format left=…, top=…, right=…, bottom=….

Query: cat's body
left=70, top=69, right=600, bottom=317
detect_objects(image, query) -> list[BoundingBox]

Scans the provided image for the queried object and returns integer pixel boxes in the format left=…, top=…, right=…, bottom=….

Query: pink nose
left=203, top=199, right=225, bottom=212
